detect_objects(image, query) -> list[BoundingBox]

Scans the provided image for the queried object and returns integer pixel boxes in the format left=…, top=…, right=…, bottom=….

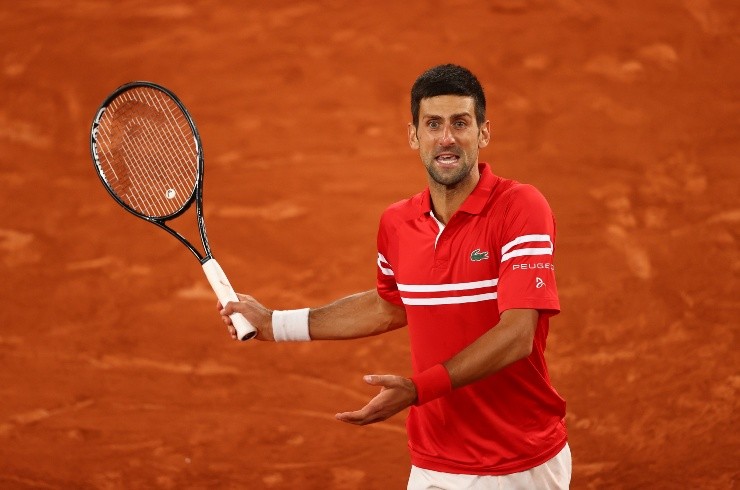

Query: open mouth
left=435, top=153, right=460, bottom=167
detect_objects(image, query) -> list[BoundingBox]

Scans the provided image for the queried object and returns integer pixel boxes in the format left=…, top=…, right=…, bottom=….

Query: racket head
left=90, top=81, right=203, bottom=221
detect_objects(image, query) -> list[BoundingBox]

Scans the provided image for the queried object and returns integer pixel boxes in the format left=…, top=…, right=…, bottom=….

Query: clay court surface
left=1, top=1, right=738, bottom=488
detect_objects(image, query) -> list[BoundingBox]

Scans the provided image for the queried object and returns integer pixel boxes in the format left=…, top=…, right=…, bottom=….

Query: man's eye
left=428, top=121, right=439, bottom=129
left=454, top=121, right=467, bottom=128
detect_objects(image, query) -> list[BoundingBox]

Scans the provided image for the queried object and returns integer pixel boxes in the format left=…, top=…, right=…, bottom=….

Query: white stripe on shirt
left=397, top=279, right=498, bottom=292
left=500, top=234, right=553, bottom=263
left=397, top=279, right=498, bottom=306
left=377, top=253, right=394, bottom=276
left=401, top=292, right=497, bottom=306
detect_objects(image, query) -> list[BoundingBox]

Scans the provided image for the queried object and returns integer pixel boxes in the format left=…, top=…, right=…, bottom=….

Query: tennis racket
left=90, top=81, right=257, bottom=341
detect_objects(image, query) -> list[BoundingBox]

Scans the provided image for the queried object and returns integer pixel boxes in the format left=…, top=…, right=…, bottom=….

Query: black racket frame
left=90, top=81, right=212, bottom=264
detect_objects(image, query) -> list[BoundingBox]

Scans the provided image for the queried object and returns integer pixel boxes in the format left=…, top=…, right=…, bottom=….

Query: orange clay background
left=0, top=1, right=738, bottom=489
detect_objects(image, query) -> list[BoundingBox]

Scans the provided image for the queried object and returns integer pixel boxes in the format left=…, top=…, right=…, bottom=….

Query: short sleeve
left=376, top=211, right=403, bottom=306
left=496, top=185, right=560, bottom=315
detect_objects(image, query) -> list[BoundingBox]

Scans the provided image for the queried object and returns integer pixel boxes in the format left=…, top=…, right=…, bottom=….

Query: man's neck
left=428, top=166, right=480, bottom=224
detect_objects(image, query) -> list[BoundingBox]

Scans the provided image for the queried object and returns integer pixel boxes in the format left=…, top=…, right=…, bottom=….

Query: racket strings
left=94, top=86, right=199, bottom=218
left=120, top=111, right=189, bottom=211
left=101, top=94, right=192, bottom=216
left=118, top=89, right=195, bottom=213
left=99, top=97, right=169, bottom=213
left=140, top=90, right=196, bottom=190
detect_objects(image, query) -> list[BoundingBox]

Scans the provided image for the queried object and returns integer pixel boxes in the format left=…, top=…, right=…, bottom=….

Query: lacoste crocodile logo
left=470, top=249, right=490, bottom=262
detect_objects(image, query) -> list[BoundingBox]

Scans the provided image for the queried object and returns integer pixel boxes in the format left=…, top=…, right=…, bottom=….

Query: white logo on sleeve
left=535, top=277, right=545, bottom=288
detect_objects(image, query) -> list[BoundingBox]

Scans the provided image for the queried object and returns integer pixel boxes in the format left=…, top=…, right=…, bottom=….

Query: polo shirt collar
left=418, top=163, right=496, bottom=217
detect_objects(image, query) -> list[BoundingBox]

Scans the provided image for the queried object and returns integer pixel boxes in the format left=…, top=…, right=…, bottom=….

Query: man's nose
left=439, top=125, right=455, bottom=146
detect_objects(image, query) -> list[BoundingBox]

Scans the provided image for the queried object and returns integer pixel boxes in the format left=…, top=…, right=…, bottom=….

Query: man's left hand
left=335, top=375, right=417, bottom=425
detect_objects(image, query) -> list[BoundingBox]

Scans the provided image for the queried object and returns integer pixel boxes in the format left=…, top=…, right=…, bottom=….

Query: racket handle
left=202, top=258, right=257, bottom=341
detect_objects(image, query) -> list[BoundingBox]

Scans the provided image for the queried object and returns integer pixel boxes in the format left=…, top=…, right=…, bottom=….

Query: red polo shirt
left=376, top=164, right=567, bottom=475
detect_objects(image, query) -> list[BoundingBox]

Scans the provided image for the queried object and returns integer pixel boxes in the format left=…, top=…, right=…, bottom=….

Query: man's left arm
left=443, top=308, right=537, bottom=388
left=334, top=309, right=537, bottom=425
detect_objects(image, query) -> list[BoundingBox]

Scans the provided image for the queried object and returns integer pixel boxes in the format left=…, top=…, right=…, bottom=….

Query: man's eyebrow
left=422, top=112, right=473, bottom=120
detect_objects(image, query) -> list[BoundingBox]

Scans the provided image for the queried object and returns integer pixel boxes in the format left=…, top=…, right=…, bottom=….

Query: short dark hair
left=410, top=64, right=486, bottom=127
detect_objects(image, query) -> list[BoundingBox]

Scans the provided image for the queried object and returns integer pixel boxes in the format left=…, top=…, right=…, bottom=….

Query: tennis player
left=220, top=64, right=571, bottom=489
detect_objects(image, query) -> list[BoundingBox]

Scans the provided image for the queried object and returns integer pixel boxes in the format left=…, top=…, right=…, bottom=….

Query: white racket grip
left=202, top=258, right=257, bottom=341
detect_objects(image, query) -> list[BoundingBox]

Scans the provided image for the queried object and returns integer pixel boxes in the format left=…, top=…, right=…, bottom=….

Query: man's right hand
left=217, top=293, right=274, bottom=341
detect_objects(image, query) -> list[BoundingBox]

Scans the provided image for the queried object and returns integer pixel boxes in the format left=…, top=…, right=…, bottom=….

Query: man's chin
left=426, top=167, right=469, bottom=187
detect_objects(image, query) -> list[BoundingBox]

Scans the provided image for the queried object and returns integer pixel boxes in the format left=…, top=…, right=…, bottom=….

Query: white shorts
left=407, top=443, right=571, bottom=490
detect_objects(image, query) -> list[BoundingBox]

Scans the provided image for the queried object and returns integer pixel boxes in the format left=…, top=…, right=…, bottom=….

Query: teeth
left=437, top=155, right=458, bottom=163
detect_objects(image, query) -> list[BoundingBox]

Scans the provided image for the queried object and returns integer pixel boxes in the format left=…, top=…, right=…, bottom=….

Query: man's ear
left=408, top=123, right=419, bottom=150
left=478, top=120, right=491, bottom=148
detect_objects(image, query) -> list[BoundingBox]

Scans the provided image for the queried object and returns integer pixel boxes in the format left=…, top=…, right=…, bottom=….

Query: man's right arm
left=219, top=289, right=407, bottom=341
left=309, top=289, right=407, bottom=340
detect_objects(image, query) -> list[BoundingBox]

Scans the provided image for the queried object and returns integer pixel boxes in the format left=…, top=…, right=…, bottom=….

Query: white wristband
left=272, top=308, right=311, bottom=342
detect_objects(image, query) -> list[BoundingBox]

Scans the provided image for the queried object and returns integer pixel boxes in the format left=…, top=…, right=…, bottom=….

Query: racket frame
left=90, top=81, right=257, bottom=341
left=90, top=81, right=212, bottom=264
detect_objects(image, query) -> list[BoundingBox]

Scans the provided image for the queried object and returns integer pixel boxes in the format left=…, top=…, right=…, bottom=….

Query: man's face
left=408, top=95, right=490, bottom=188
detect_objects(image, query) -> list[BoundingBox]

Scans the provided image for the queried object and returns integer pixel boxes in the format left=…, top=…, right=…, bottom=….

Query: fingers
left=220, top=304, right=234, bottom=324
left=363, top=374, right=404, bottom=387
left=335, top=401, right=394, bottom=426
left=216, top=294, right=273, bottom=342
left=220, top=296, right=255, bottom=316
left=216, top=298, right=249, bottom=312
left=218, top=301, right=239, bottom=340
left=335, top=404, right=381, bottom=425
left=335, top=411, right=367, bottom=425
left=219, top=300, right=244, bottom=319
left=335, top=383, right=380, bottom=425
left=335, top=375, right=415, bottom=426
left=220, top=301, right=235, bottom=316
